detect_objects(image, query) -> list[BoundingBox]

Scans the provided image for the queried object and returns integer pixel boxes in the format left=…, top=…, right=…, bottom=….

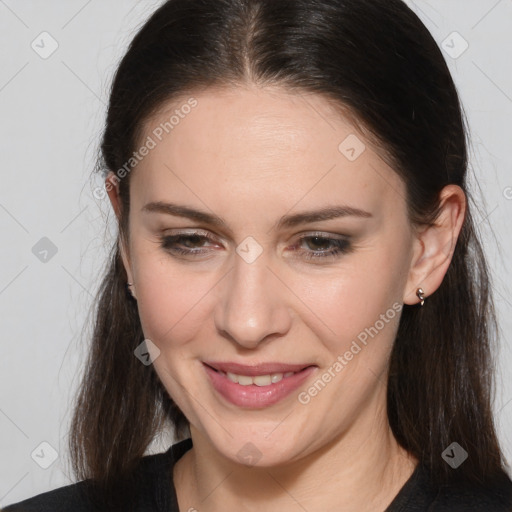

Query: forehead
left=132, top=85, right=406, bottom=223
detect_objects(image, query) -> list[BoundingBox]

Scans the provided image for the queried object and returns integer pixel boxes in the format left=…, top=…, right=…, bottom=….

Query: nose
left=214, top=251, right=293, bottom=349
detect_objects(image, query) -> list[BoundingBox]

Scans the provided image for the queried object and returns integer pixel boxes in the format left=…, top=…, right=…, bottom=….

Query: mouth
left=202, top=361, right=317, bottom=408
left=204, top=361, right=313, bottom=385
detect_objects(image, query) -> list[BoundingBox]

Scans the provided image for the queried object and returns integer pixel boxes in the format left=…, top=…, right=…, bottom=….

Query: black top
left=3, top=438, right=512, bottom=511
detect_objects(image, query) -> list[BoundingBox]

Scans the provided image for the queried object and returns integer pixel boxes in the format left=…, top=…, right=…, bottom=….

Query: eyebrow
left=278, top=205, right=372, bottom=228
left=141, top=201, right=372, bottom=231
left=142, top=202, right=228, bottom=228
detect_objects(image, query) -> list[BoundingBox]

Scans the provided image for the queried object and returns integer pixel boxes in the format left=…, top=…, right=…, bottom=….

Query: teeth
left=238, top=375, right=254, bottom=386
left=224, top=371, right=297, bottom=386
left=254, top=375, right=272, bottom=386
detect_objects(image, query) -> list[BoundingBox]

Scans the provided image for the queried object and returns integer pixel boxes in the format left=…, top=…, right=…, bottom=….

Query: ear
left=105, top=171, right=136, bottom=298
left=105, top=171, right=122, bottom=219
left=403, top=184, right=466, bottom=305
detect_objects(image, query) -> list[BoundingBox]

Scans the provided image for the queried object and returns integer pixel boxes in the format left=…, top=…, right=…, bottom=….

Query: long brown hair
left=69, top=0, right=508, bottom=508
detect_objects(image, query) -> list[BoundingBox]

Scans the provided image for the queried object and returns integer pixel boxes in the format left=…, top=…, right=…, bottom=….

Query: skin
left=106, top=84, right=466, bottom=512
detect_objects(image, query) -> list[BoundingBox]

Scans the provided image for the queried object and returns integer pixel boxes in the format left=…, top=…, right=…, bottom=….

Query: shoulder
left=389, top=463, right=512, bottom=512
left=429, top=471, right=512, bottom=511
left=2, top=440, right=192, bottom=512
left=1, top=480, right=97, bottom=512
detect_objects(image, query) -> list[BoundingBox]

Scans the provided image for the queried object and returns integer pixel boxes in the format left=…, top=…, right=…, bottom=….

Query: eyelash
left=159, top=232, right=215, bottom=257
left=158, top=231, right=352, bottom=261
left=294, top=234, right=352, bottom=260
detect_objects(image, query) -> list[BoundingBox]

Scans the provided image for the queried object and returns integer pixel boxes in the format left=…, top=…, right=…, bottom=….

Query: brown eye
left=294, top=234, right=352, bottom=261
left=159, top=231, right=219, bottom=257
left=304, top=236, right=333, bottom=251
left=177, top=234, right=208, bottom=248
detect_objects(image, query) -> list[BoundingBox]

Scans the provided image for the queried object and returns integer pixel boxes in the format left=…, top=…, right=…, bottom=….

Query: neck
left=174, top=404, right=417, bottom=512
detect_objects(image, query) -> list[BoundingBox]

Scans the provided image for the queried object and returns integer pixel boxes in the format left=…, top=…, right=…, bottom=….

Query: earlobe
left=403, top=185, right=466, bottom=305
left=118, top=229, right=136, bottom=300
left=127, top=282, right=137, bottom=300
left=105, top=171, right=137, bottom=299
left=120, top=236, right=137, bottom=300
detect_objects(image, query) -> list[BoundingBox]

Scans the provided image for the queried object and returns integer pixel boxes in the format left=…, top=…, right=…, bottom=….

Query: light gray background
left=0, top=0, right=511, bottom=506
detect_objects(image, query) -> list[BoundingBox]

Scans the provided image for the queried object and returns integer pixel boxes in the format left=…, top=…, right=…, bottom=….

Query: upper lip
left=203, top=361, right=315, bottom=376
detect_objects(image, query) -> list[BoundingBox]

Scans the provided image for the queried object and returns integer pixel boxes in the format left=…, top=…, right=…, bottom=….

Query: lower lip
left=203, top=364, right=317, bottom=408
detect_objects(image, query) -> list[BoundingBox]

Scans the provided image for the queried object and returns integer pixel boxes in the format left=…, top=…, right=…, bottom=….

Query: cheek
left=287, top=253, right=408, bottom=384
left=133, top=253, right=218, bottom=348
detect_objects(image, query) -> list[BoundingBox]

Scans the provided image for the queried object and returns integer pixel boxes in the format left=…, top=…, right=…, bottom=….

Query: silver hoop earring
left=416, top=287, right=425, bottom=306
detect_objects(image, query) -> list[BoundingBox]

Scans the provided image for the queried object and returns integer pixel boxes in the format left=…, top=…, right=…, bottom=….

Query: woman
left=4, top=0, right=512, bottom=511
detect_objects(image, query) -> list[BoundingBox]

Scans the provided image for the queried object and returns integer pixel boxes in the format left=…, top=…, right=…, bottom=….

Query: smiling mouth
left=203, top=363, right=318, bottom=408
left=203, top=362, right=316, bottom=386
left=208, top=367, right=297, bottom=386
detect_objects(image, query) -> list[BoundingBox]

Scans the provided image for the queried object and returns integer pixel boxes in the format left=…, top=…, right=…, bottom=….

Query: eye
left=302, top=236, right=334, bottom=251
left=159, top=231, right=220, bottom=257
left=291, top=233, right=352, bottom=261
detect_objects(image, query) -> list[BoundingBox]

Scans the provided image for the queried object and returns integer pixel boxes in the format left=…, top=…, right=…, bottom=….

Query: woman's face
left=120, top=85, right=419, bottom=466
